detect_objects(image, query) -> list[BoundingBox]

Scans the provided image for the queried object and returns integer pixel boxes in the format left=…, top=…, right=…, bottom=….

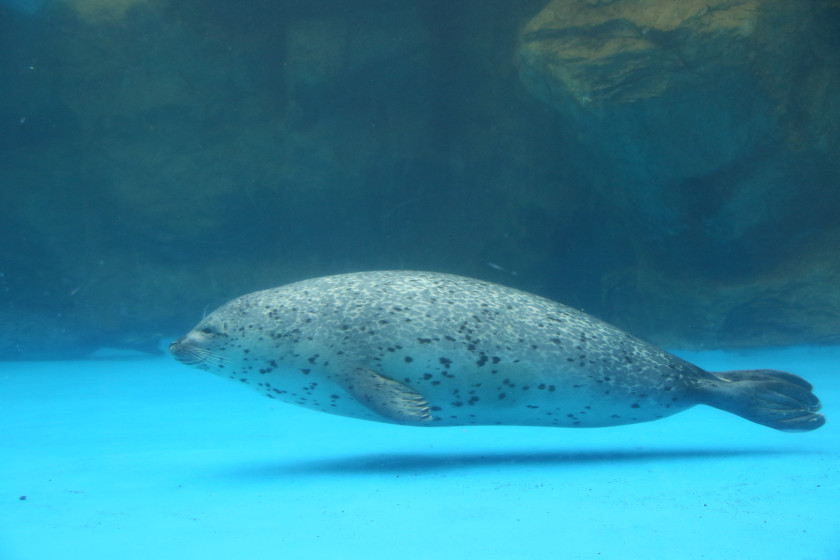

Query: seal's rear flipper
left=702, top=369, right=825, bottom=432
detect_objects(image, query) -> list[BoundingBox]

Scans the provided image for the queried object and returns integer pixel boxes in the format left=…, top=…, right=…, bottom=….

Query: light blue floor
left=2, top=346, right=838, bottom=559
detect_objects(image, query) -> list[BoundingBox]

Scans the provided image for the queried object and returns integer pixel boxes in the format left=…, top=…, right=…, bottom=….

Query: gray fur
left=169, top=271, right=824, bottom=431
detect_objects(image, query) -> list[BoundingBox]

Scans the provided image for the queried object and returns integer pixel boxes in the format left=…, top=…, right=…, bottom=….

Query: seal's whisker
left=173, top=345, right=225, bottom=367
left=188, top=347, right=225, bottom=366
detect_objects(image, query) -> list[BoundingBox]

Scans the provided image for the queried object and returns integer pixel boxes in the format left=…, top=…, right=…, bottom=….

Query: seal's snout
left=168, top=338, right=182, bottom=355
left=168, top=335, right=207, bottom=366
left=168, top=337, right=188, bottom=361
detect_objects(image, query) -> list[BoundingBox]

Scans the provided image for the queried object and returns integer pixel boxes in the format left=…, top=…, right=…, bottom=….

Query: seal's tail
left=700, top=369, right=825, bottom=432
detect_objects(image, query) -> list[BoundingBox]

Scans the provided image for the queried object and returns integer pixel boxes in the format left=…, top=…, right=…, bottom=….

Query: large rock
left=520, top=0, right=763, bottom=106
left=518, top=0, right=840, bottom=346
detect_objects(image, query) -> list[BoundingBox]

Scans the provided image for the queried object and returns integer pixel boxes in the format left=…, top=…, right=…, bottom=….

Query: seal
left=169, top=271, right=824, bottom=432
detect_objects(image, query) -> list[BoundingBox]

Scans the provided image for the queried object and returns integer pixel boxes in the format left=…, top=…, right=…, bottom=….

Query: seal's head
left=168, top=314, right=232, bottom=368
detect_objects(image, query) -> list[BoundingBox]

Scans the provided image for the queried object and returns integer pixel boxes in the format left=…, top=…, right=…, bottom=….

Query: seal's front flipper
left=343, top=369, right=432, bottom=425
left=701, top=369, right=825, bottom=432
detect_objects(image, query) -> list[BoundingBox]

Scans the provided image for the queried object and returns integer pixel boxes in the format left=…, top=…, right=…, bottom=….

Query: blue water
left=0, top=0, right=47, bottom=14
left=2, top=346, right=837, bottom=559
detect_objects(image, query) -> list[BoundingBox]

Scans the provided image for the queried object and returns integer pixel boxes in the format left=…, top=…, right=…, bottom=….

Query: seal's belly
left=214, top=338, right=696, bottom=428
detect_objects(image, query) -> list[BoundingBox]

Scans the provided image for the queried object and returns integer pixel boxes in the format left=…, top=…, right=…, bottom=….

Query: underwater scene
left=1, top=1, right=838, bottom=558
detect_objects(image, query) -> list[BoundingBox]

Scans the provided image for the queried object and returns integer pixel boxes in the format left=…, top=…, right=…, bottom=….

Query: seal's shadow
left=231, top=447, right=806, bottom=478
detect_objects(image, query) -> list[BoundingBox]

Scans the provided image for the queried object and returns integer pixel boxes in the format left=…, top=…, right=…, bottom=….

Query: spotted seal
left=169, top=271, right=824, bottom=432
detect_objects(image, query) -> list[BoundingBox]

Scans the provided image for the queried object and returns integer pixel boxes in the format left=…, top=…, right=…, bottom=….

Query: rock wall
left=0, top=0, right=838, bottom=358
